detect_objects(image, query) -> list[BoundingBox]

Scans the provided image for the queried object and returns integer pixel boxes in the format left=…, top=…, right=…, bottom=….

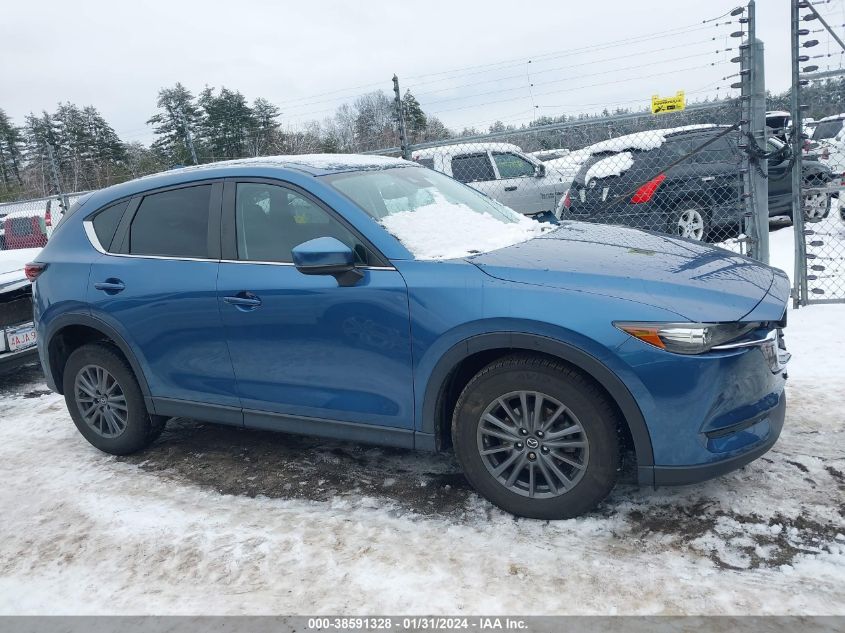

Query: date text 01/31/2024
left=306, top=617, right=528, bottom=630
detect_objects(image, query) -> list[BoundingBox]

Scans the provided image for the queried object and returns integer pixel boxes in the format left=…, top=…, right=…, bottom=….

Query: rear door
left=86, top=181, right=240, bottom=413
left=450, top=152, right=502, bottom=201
left=216, top=179, right=415, bottom=434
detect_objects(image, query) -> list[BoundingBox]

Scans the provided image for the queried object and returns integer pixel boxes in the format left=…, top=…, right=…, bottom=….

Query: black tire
left=63, top=342, right=165, bottom=455
left=668, top=202, right=711, bottom=241
left=451, top=354, right=619, bottom=519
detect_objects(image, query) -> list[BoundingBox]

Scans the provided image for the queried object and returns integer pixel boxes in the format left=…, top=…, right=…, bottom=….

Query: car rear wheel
left=670, top=204, right=710, bottom=241
left=451, top=354, right=619, bottom=519
left=63, top=342, right=165, bottom=455
left=803, top=192, right=831, bottom=222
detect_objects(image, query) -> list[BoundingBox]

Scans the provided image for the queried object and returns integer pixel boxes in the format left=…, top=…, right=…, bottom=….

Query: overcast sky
left=1, top=0, right=798, bottom=145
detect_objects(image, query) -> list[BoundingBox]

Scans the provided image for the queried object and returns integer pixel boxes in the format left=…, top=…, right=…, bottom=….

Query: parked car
left=562, top=126, right=836, bottom=240
left=808, top=113, right=845, bottom=168
left=2, top=200, right=56, bottom=250
left=766, top=135, right=837, bottom=221
left=412, top=142, right=574, bottom=222
left=0, top=247, right=41, bottom=372
left=31, top=155, right=790, bottom=519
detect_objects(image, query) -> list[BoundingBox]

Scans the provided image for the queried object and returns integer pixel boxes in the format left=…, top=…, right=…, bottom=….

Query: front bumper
left=0, top=344, right=39, bottom=373
left=644, top=391, right=786, bottom=486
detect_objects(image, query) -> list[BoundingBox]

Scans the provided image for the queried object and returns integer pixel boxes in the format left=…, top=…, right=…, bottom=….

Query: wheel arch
left=421, top=332, right=654, bottom=471
left=45, top=313, right=152, bottom=400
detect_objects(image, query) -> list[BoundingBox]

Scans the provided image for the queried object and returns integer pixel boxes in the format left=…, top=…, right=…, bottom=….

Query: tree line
left=2, top=77, right=844, bottom=203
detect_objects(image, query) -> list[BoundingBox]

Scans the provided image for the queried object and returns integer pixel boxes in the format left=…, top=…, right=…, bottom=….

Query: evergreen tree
left=197, top=86, right=258, bottom=159
left=0, top=109, right=25, bottom=192
left=250, top=97, right=281, bottom=156
left=147, top=83, right=202, bottom=165
left=401, top=89, right=427, bottom=143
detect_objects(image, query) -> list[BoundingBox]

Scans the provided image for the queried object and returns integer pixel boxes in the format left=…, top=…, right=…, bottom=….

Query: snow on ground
left=380, top=193, right=550, bottom=259
left=0, top=224, right=843, bottom=615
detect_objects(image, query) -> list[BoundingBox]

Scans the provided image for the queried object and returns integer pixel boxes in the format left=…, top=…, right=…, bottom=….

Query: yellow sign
left=651, top=91, right=686, bottom=114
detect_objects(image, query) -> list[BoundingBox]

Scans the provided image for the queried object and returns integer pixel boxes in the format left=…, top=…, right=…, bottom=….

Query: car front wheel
left=451, top=354, right=619, bottom=519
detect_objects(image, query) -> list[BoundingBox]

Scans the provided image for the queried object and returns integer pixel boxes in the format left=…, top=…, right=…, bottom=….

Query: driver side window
left=493, top=152, right=536, bottom=178
left=235, top=182, right=367, bottom=264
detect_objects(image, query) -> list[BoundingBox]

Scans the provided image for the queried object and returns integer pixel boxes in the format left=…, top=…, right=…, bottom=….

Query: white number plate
left=7, top=324, right=37, bottom=352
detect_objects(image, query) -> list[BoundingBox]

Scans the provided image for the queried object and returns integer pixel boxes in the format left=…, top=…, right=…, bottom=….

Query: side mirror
left=292, top=237, right=363, bottom=287
left=535, top=163, right=546, bottom=178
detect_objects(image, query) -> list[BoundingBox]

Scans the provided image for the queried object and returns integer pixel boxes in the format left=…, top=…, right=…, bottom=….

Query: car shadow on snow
left=119, top=416, right=845, bottom=572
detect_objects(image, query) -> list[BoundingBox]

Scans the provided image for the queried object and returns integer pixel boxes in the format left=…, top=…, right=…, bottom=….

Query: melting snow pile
left=584, top=151, right=634, bottom=182
left=380, top=196, right=550, bottom=260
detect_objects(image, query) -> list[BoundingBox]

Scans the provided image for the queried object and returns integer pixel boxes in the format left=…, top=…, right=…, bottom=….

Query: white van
left=412, top=142, right=574, bottom=220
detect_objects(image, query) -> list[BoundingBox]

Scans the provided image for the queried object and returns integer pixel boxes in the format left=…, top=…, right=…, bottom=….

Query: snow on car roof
left=412, top=142, right=523, bottom=159
left=816, top=113, right=845, bottom=122
left=141, top=154, right=413, bottom=180
left=544, top=124, right=725, bottom=175
left=583, top=151, right=634, bottom=182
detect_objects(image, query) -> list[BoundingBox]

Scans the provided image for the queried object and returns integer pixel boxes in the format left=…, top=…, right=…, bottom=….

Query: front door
left=216, top=180, right=415, bottom=433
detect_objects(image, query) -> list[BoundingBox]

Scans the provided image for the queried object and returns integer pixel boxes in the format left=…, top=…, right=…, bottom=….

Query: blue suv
left=30, top=155, right=790, bottom=519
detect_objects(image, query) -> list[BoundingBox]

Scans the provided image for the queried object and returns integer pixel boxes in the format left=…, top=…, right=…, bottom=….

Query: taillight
left=563, top=190, right=571, bottom=209
left=24, top=262, right=47, bottom=282
left=44, top=207, right=52, bottom=227
left=630, top=173, right=666, bottom=204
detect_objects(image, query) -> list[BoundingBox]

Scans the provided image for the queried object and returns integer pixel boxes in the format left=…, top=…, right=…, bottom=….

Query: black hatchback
left=561, top=126, right=834, bottom=241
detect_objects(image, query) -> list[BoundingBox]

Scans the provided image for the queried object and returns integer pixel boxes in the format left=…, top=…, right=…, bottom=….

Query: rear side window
left=129, top=185, right=211, bottom=258
left=415, top=157, right=435, bottom=169
left=9, top=217, right=34, bottom=236
left=451, top=153, right=495, bottom=183
left=812, top=119, right=844, bottom=140
left=91, top=200, right=129, bottom=251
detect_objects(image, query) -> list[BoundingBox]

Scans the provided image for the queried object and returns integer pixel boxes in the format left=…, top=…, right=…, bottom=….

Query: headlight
left=615, top=322, right=761, bottom=355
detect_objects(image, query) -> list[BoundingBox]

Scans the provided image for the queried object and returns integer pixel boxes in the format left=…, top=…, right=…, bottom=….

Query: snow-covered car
left=1, top=199, right=58, bottom=250
left=0, top=248, right=41, bottom=372
left=808, top=113, right=845, bottom=170
left=411, top=142, right=574, bottom=221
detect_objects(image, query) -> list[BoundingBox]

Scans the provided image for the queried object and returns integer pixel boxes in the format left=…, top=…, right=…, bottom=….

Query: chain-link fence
left=790, top=0, right=845, bottom=305
left=0, top=193, right=88, bottom=250
left=372, top=100, right=752, bottom=253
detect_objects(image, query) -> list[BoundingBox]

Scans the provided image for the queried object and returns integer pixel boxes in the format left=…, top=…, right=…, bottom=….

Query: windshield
left=812, top=119, right=844, bottom=140
left=325, top=166, right=549, bottom=260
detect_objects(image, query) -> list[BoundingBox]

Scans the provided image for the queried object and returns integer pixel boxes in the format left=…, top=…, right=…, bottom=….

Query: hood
left=0, top=247, right=40, bottom=294
left=470, top=222, right=780, bottom=322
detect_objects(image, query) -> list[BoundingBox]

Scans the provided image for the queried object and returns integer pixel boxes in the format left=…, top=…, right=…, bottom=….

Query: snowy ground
left=0, top=224, right=843, bottom=615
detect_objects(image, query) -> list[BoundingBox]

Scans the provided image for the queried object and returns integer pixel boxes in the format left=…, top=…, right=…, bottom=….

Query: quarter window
left=451, top=153, right=495, bottom=183
left=128, top=185, right=211, bottom=258
left=235, top=182, right=366, bottom=264
left=91, top=200, right=129, bottom=251
left=493, top=152, right=535, bottom=178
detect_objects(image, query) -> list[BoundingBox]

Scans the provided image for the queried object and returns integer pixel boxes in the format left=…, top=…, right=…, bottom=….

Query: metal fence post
left=750, top=35, right=769, bottom=264
left=789, top=0, right=808, bottom=307
left=44, top=142, right=70, bottom=215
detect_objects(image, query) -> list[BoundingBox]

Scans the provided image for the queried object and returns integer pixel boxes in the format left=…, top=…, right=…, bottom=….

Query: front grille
left=0, top=287, right=34, bottom=328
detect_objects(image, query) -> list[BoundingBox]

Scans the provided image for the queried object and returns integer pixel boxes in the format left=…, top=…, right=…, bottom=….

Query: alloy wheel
left=675, top=208, right=705, bottom=240
left=476, top=390, right=589, bottom=499
left=803, top=193, right=829, bottom=221
left=74, top=364, right=128, bottom=438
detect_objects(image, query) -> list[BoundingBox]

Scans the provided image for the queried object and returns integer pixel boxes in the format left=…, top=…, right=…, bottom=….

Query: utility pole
left=748, top=0, right=769, bottom=264
left=392, top=74, right=411, bottom=160
left=45, top=142, right=69, bottom=215
left=789, top=0, right=808, bottom=306
left=175, top=104, right=199, bottom=165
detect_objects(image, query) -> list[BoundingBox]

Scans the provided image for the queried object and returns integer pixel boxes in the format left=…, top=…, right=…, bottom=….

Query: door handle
left=504, top=186, right=518, bottom=191
left=701, top=176, right=716, bottom=182
left=224, top=292, right=262, bottom=310
left=94, top=279, right=125, bottom=294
